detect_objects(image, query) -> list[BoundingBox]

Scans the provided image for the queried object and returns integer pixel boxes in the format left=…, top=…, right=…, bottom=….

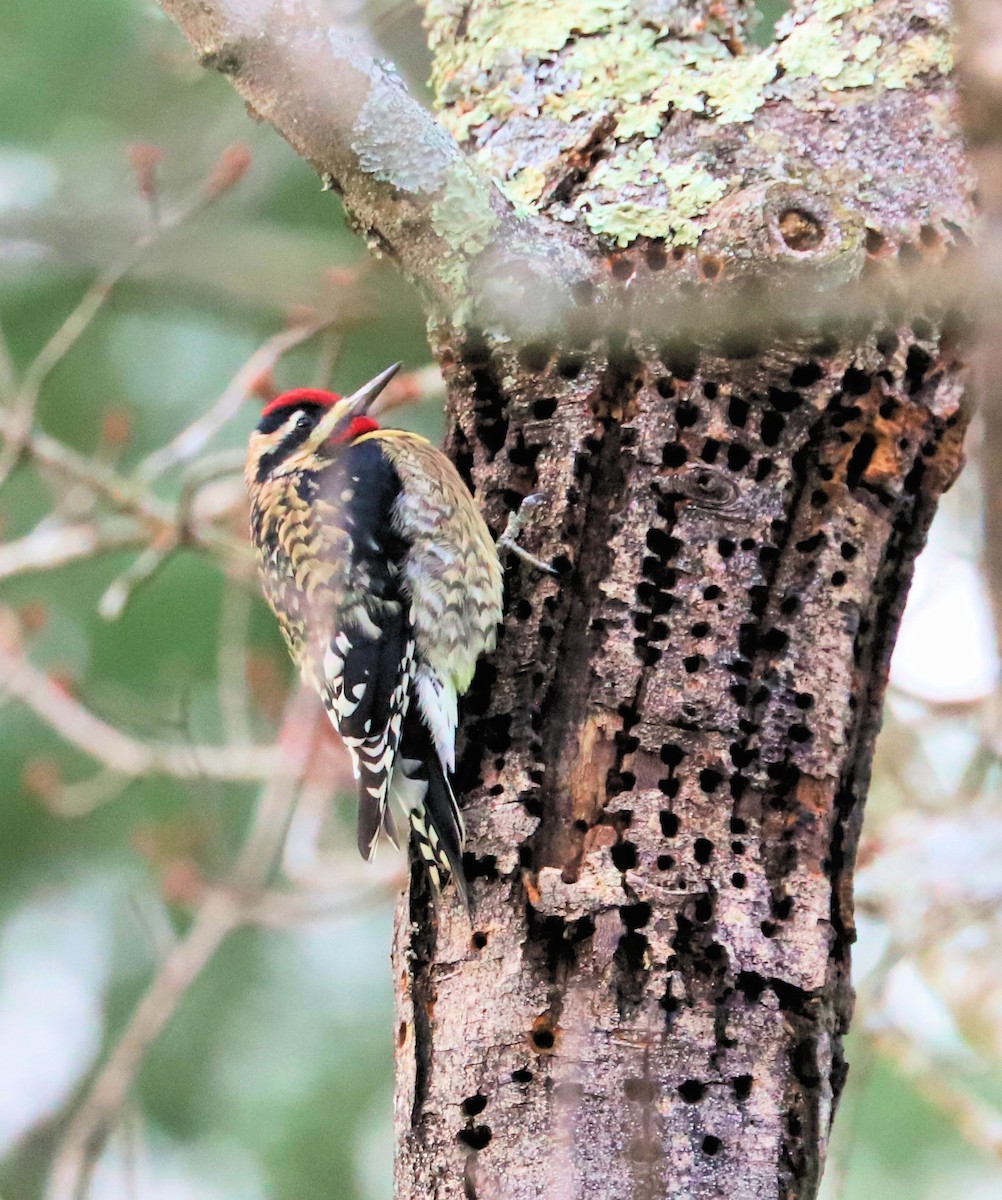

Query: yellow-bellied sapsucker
left=245, top=364, right=503, bottom=902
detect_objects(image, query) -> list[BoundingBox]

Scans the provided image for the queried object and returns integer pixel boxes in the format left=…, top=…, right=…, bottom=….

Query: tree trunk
left=391, top=3, right=970, bottom=1199
left=163, top=0, right=972, bottom=1196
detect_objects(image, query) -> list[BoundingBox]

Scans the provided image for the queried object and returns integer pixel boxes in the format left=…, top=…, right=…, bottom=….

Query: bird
left=245, top=363, right=504, bottom=903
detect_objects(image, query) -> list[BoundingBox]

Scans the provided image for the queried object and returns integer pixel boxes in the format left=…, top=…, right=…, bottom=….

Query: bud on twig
left=204, top=142, right=251, bottom=200
left=17, top=600, right=48, bottom=634
left=249, top=368, right=276, bottom=402
left=127, top=142, right=163, bottom=206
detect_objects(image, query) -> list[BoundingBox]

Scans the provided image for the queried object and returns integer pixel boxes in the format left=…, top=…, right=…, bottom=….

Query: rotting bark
left=164, top=1, right=973, bottom=1197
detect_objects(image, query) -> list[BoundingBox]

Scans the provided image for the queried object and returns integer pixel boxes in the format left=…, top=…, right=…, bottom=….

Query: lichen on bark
left=427, top=0, right=959, bottom=251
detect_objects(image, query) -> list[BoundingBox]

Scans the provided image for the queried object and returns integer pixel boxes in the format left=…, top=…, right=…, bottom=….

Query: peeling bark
left=164, top=1, right=972, bottom=1197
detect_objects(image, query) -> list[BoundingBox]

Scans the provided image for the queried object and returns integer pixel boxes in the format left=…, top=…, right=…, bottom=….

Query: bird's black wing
left=308, top=441, right=414, bottom=858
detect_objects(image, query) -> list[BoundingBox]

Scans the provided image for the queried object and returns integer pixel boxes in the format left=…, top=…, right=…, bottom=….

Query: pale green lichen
left=878, top=31, right=954, bottom=90
left=424, top=0, right=954, bottom=250
left=773, top=1, right=885, bottom=92
left=441, top=0, right=635, bottom=67
left=431, top=167, right=497, bottom=255
left=561, top=33, right=777, bottom=136
left=775, top=0, right=951, bottom=95
left=578, top=201, right=677, bottom=245
left=427, top=166, right=499, bottom=306
left=776, top=16, right=856, bottom=82
left=498, top=165, right=548, bottom=209
left=656, top=50, right=777, bottom=125
left=575, top=145, right=730, bottom=247
left=814, top=0, right=875, bottom=19
left=428, top=0, right=931, bottom=159
left=436, top=254, right=471, bottom=302
left=429, top=0, right=743, bottom=142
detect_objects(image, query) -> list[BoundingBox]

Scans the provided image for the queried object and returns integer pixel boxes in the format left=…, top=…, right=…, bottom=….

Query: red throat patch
left=338, top=416, right=380, bottom=442
left=260, top=388, right=340, bottom=419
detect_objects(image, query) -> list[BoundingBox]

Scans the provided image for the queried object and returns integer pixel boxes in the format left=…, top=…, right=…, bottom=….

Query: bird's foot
left=498, top=494, right=558, bottom=576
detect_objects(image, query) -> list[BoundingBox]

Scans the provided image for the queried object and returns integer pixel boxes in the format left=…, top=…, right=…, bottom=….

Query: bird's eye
left=294, top=412, right=312, bottom=431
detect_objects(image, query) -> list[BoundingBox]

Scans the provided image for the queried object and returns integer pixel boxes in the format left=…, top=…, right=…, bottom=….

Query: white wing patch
left=414, top=666, right=458, bottom=774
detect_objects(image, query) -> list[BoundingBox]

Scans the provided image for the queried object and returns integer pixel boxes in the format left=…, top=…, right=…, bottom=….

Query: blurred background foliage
left=1, top=1, right=1001, bottom=1198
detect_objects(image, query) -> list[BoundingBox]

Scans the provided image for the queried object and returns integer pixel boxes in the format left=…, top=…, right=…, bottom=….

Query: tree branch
left=135, top=317, right=335, bottom=482
left=159, top=0, right=588, bottom=328
left=0, top=517, right=144, bottom=581
left=0, top=613, right=282, bottom=784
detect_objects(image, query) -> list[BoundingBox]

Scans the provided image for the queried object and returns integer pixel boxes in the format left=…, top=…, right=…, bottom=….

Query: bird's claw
left=498, top=495, right=558, bottom=576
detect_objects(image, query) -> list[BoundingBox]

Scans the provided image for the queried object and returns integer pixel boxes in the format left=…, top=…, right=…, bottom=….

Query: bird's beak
left=305, top=362, right=402, bottom=452
left=342, top=361, right=402, bottom=416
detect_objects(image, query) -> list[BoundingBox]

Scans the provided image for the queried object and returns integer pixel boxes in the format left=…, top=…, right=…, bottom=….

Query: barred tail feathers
left=344, top=732, right=403, bottom=860
left=390, top=705, right=468, bottom=906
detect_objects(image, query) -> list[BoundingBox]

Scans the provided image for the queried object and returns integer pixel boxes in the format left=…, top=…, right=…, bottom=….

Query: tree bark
left=163, top=1, right=972, bottom=1197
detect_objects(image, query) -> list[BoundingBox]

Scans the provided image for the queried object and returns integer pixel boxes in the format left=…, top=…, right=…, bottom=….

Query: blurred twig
left=101, top=451, right=252, bottom=619
left=0, top=319, right=15, bottom=403
left=47, top=897, right=237, bottom=1200
left=0, top=408, right=174, bottom=522
left=45, top=686, right=319, bottom=1200
left=135, top=317, right=338, bottom=482
left=308, top=327, right=344, bottom=389
left=45, top=688, right=397, bottom=1200
left=0, top=408, right=251, bottom=577
left=869, top=1028, right=1002, bottom=1161
left=96, top=532, right=179, bottom=621
left=0, top=145, right=251, bottom=490
left=0, top=609, right=281, bottom=785
left=0, top=517, right=144, bottom=581
left=42, top=769, right=133, bottom=819
left=217, top=578, right=254, bottom=745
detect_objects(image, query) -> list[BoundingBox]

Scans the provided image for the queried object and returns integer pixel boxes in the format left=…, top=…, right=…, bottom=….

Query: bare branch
left=0, top=517, right=144, bottom=581
left=0, top=408, right=251, bottom=576
left=307, top=326, right=344, bottom=389
left=45, top=687, right=320, bottom=1200
left=97, top=534, right=178, bottom=621
left=217, top=577, right=254, bottom=745
left=0, top=408, right=173, bottom=524
left=868, top=1027, right=1002, bottom=1161
left=0, top=318, right=15, bottom=402
left=0, top=169, right=238, bottom=489
left=41, top=769, right=133, bottom=819
left=46, top=894, right=235, bottom=1200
